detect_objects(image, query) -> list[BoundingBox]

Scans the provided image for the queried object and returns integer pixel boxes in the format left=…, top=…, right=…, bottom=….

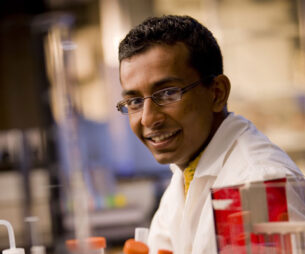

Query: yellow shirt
left=183, top=151, right=203, bottom=196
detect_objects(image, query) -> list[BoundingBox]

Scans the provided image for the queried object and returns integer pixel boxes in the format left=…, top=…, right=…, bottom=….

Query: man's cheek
left=129, top=118, right=141, bottom=137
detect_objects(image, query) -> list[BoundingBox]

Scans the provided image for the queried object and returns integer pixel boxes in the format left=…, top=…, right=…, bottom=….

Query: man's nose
left=140, top=98, right=165, bottom=128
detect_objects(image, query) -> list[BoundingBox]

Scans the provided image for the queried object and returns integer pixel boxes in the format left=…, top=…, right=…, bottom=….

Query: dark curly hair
left=119, top=15, right=223, bottom=85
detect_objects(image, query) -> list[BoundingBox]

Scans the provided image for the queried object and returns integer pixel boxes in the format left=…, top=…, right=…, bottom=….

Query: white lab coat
left=147, top=113, right=304, bottom=254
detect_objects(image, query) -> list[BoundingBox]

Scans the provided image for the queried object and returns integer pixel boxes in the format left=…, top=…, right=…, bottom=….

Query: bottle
left=25, top=216, right=46, bottom=254
left=66, top=236, right=107, bottom=254
left=30, top=246, right=46, bottom=254
left=123, top=239, right=149, bottom=254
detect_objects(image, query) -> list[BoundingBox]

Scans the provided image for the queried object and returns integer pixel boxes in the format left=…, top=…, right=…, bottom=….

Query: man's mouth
left=145, top=130, right=180, bottom=143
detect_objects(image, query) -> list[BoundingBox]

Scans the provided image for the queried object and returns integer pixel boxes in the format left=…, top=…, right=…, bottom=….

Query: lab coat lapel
left=195, top=113, right=249, bottom=178
left=166, top=167, right=186, bottom=254
left=167, top=113, right=250, bottom=253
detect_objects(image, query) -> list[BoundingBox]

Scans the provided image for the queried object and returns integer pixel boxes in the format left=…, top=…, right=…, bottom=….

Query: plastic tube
left=0, top=220, right=16, bottom=249
left=0, top=220, right=25, bottom=254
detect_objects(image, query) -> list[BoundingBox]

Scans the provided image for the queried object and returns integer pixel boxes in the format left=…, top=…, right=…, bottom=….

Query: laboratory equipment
left=25, top=216, right=46, bottom=254
left=0, top=220, right=25, bottom=254
left=43, top=13, right=91, bottom=248
left=211, top=177, right=305, bottom=253
left=253, top=221, right=305, bottom=254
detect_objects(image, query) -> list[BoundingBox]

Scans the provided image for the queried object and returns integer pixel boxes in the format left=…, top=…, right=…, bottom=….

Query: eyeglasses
left=116, top=80, right=202, bottom=115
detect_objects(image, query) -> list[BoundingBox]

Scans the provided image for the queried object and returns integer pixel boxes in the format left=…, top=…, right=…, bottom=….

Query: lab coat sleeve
left=147, top=179, right=176, bottom=254
left=148, top=208, right=173, bottom=254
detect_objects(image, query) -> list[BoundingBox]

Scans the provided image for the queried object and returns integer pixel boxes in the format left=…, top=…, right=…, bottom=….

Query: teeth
left=151, top=132, right=176, bottom=142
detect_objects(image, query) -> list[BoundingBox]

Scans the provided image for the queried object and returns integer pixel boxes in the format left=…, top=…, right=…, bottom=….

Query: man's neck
left=179, top=111, right=230, bottom=171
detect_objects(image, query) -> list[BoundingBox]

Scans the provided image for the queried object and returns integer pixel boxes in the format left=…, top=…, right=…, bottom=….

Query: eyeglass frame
left=116, top=79, right=207, bottom=115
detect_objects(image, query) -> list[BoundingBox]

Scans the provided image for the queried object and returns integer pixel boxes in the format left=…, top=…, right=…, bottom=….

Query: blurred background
left=0, top=0, right=304, bottom=253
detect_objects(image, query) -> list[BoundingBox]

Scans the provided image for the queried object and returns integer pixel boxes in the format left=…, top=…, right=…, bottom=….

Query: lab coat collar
left=170, top=112, right=249, bottom=177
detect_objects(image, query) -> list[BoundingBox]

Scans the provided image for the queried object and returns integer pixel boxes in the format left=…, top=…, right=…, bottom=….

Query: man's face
left=119, top=43, right=217, bottom=169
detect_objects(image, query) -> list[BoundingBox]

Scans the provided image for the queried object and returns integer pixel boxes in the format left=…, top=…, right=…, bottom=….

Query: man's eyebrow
left=121, top=77, right=183, bottom=97
left=121, top=90, right=137, bottom=97
left=153, top=77, right=183, bottom=87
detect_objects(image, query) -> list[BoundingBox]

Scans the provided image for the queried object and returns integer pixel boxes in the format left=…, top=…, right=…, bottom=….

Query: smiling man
left=117, top=15, right=304, bottom=254
left=119, top=42, right=227, bottom=168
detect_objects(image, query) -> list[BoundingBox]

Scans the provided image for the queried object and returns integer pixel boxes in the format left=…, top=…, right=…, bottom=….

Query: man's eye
left=127, top=98, right=143, bottom=106
left=158, top=88, right=179, bottom=98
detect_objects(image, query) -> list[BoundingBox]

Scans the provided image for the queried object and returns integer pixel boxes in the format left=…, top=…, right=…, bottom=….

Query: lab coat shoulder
left=213, top=113, right=303, bottom=187
left=216, top=114, right=305, bottom=220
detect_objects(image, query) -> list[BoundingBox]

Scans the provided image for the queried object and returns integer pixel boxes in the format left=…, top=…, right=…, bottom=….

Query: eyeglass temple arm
left=181, top=80, right=202, bottom=93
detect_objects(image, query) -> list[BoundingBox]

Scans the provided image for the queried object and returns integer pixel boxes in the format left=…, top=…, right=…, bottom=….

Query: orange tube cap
left=123, top=239, right=149, bottom=254
left=66, top=236, right=106, bottom=251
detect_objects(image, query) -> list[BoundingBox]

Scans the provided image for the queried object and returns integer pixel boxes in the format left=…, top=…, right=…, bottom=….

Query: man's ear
left=211, top=74, right=231, bottom=112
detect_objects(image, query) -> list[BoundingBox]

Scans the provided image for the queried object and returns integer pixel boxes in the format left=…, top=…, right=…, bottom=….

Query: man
left=117, top=15, right=304, bottom=254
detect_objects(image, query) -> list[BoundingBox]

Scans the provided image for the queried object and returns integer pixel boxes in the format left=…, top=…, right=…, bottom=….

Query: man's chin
left=152, top=153, right=177, bottom=165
